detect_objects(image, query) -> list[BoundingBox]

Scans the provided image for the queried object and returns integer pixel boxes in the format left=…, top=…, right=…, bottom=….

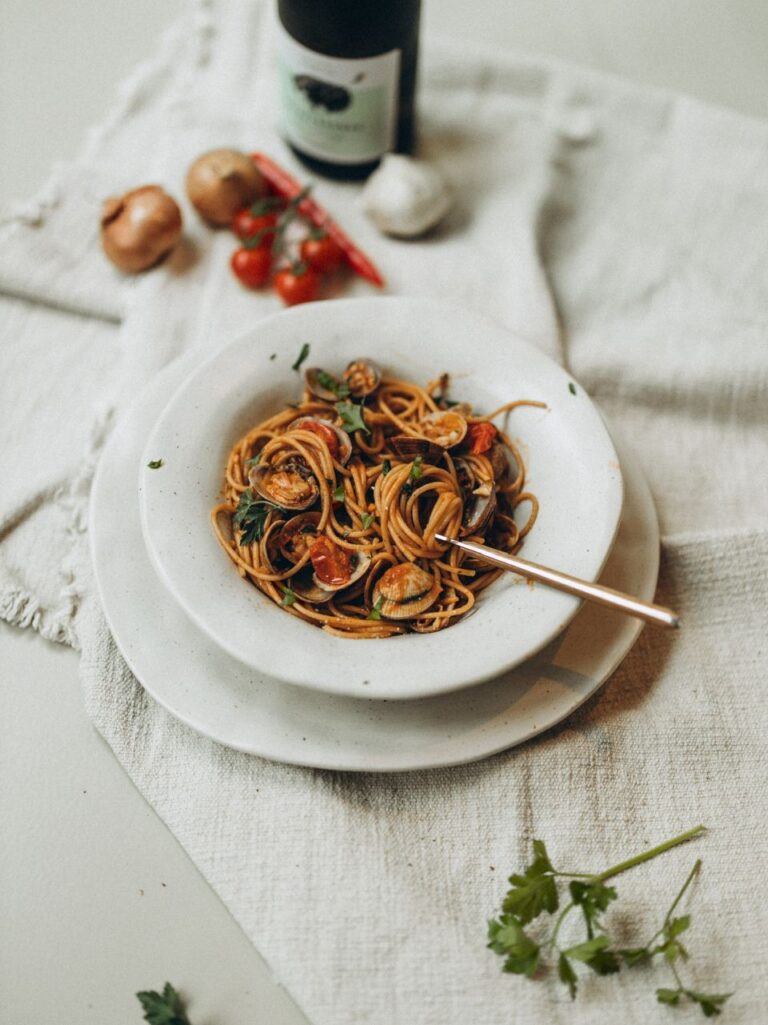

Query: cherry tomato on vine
left=465, top=422, right=497, bottom=454
left=274, top=265, right=321, bottom=306
left=230, top=246, right=272, bottom=288
left=232, top=209, right=278, bottom=246
left=300, top=233, right=345, bottom=273
left=309, top=536, right=351, bottom=587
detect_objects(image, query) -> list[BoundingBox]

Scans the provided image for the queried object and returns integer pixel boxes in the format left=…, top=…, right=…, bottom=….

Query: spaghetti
left=211, top=359, right=545, bottom=638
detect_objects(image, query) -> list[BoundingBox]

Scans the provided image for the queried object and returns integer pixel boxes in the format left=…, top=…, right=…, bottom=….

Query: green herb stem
left=592, top=825, right=706, bottom=884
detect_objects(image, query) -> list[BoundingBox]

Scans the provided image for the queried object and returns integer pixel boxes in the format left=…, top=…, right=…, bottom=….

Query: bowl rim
left=139, top=297, right=624, bottom=700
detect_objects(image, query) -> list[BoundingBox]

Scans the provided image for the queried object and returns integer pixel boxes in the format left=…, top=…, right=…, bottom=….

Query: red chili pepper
left=465, top=422, right=497, bottom=455
left=250, top=152, right=385, bottom=289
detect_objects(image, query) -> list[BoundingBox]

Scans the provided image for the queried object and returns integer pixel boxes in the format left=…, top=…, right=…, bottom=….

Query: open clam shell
left=277, top=512, right=321, bottom=564
left=313, top=549, right=372, bottom=594
left=304, top=367, right=345, bottom=402
left=419, top=410, right=467, bottom=449
left=391, top=434, right=444, bottom=464
left=248, top=459, right=319, bottom=511
left=288, top=415, right=353, bottom=465
left=342, top=358, right=382, bottom=398
left=371, top=563, right=441, bottom=620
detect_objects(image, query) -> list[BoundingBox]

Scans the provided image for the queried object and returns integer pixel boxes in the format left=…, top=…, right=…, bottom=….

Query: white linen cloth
left=2, top=1, right=767, bottom=1021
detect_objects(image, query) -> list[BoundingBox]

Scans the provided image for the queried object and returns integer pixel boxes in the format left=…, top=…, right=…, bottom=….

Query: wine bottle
left=276, top=0, right=421, bottom=179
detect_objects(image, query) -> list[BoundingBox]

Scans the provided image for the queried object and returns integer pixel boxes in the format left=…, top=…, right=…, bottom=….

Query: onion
left=186, top=148, right=266, bottom=226
left=101, top=186, right=182, bottom=273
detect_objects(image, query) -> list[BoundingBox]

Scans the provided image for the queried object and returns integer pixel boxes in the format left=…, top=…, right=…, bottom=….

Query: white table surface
left=2, top=3, right=767, bottom=1022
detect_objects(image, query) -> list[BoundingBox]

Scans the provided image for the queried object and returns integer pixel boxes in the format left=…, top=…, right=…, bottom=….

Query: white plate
left=140, top=298, right=623, bottom=700
left=91, top=354, right=657, bottom=773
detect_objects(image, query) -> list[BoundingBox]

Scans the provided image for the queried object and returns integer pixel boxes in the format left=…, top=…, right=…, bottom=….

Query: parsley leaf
left=136, top=982, right=191, bottom=1025
left=280, top=585, right=297, bottom=607
left=361, top=511, right=374, bottom=530
left=292, top=343, right=310, bottom=372
left=558, top=953, right=578, bottom=999
left=317, top=369, right=350, bottom=399
left=564, top=935, right=620, bottom=976
left=234, top=489, right=274, bottom=546
left=657, top=988, right=682, bottom=1007
left=686, top=991, right=733, bottom=1017
left=502, top=839, right=558, bottom=924
left=335, top=400, right=369, bottom=435
left=569, top=382, right=577, bottom=395
left=333, top=484, right=345, bottom=503
left=409, top=455, right=423, bottom=481
left=367, top=596, right=384, bottom=620
left=487, top=914, right=540, bottom=977
left=382, top=459, right=392, bottom=475
left=245, top=453, right=261, bottom=467
left=147, top=459, right=164, bottom=469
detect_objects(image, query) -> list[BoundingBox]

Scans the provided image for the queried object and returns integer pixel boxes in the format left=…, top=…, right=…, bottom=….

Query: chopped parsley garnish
left=318, top=369, right=350, bottom=399
left=367, top=596, right=384, bottom=620
left=245, top=453, right=261, bottom=467
left=234, top=489, right=276, bottom=546
left=382, top=459, right=392, bottom=475
left=292, top=343, right=310, bottom=372
left=280, top=585, right=297, bottom=607
left=333, top=484, right=345, bottom=503
left=335, top=400, right=370, bottom=435
left=568, top=382, right=577, bottom=396
left=402, top=456, right=423, bottom=495
left=361, top=511, right=374, bottom=530
left=269, top=353, right=276, bottom=361
left=147, top=459, right=164, bottom=469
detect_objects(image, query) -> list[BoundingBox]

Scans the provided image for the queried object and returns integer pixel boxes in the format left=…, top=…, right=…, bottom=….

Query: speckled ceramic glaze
left=139, top=299, right=623, bottom=700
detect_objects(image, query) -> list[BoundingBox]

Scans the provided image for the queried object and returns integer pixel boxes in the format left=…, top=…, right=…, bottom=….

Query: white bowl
left=139, top=298, right=623, bottom=700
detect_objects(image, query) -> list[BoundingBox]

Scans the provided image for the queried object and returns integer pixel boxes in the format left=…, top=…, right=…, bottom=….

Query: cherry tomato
left=465, top=422, right=497, bottom=454
left=300, top=233, right=345, bottom=273
left=232, top=209, right=278, bottom=246
left=297, top=419, right=340, bottom=459
left=230, top=247, right=272, bottom=288
left=274, top=265, right=321, bottom=306
left=309, top=536, right=351, bottom=586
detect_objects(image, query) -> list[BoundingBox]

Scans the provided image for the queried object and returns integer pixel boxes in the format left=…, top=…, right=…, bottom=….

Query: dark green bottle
left=276, top=0, right=421, bottom=179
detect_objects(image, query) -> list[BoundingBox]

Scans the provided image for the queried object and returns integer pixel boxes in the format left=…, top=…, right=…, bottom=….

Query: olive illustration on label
left=294, top=75, right=352, bottom=113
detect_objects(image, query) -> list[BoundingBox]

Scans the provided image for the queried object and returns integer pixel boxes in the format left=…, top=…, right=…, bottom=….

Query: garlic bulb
left=361, top=155, right=452, bottom=238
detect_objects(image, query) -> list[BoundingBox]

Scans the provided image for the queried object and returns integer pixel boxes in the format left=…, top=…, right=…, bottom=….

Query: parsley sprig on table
left=488, top=825, right=732, bottom=1016
left=137, top=982, right=191, bottom=1025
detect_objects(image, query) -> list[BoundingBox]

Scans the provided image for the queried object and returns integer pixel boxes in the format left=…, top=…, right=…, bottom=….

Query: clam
left=304, top=367, right=344, bottom=401
left=419, top=409, right=467, bottom=449
left=290, top=569, right=335, bottom=604
left=461, top=481, right=497, bottom=536
left=489, top=441, right=510, bottom=481
left=249, top=459, right=319, bottom=510
left=277, top=512, right=321, bottom=564
left=371, top=563, right=441, bottom=620
left=288, top=415, right=353, bottom=464
left=390, top=434, right=443, bottom=464
left=313, top=548, right=372, bottom=593
left=453, top=457, right=497, bottom=536
left=342, top=358, right=382, bottom=398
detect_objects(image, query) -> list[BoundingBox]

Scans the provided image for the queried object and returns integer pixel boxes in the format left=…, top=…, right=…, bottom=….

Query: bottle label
left=277, top=24, right=400, bottom=165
